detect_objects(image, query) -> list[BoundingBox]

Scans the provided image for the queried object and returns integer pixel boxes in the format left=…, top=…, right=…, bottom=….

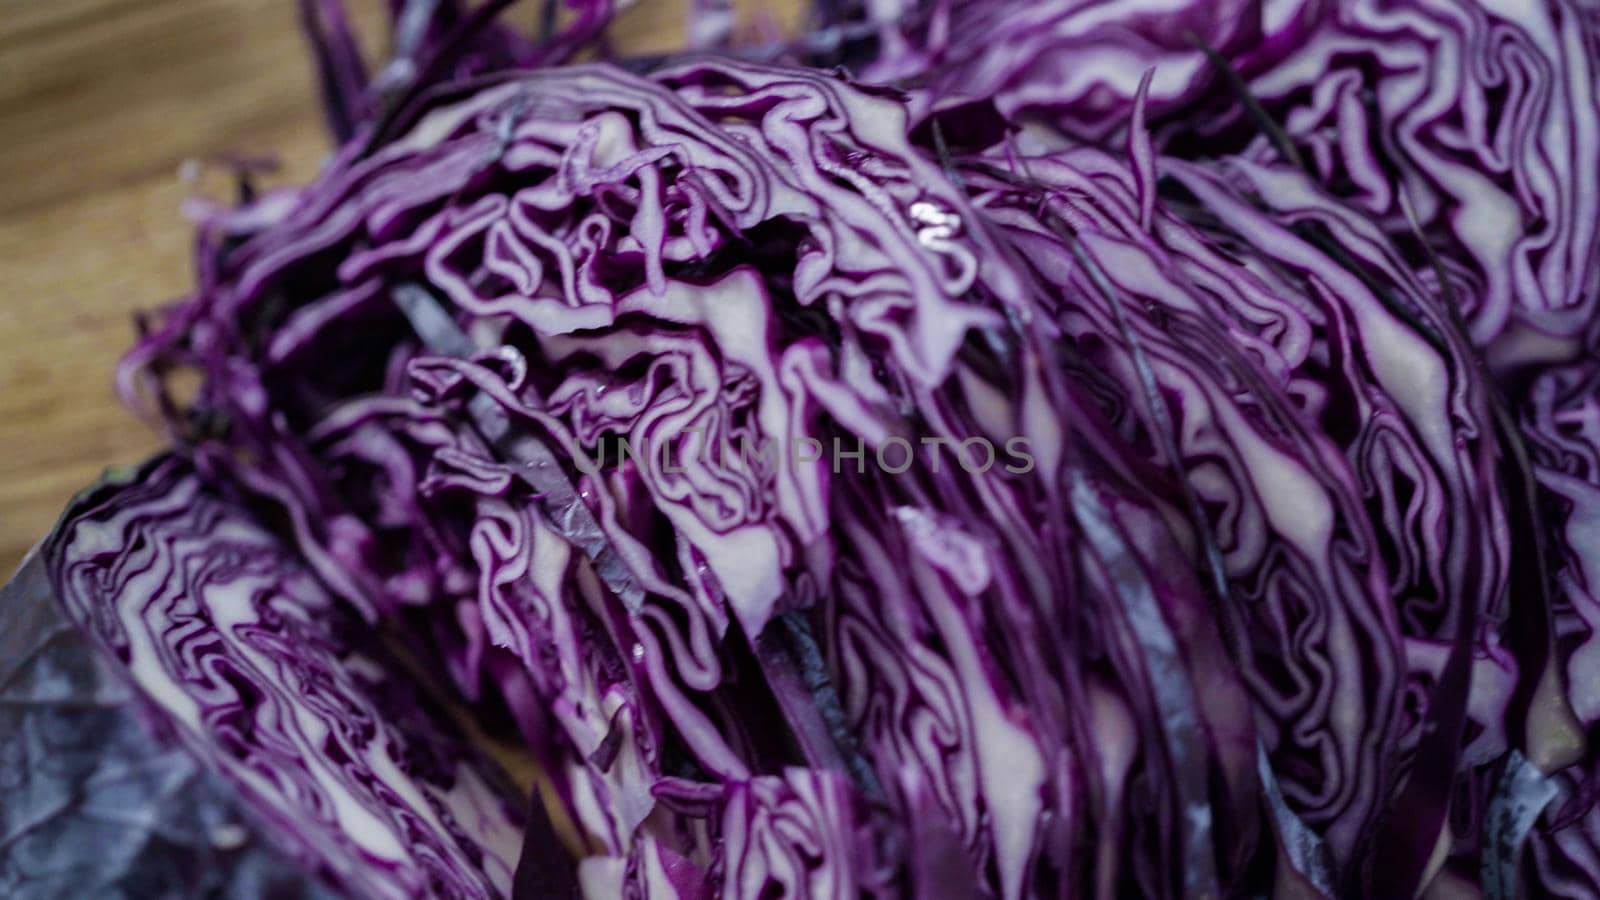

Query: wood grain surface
left=0, top=0, right=718, bottom=576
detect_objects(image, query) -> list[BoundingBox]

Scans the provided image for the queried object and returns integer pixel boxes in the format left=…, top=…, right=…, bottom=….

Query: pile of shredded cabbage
left=23, top=0, right=1600, bottom=897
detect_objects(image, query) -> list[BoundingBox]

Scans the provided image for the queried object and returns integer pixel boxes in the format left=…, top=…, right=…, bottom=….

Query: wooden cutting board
left=0, top=0, right=725, bottom=575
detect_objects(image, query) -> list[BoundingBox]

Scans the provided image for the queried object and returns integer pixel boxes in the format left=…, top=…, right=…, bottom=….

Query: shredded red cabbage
left=10, top=0, right=1600, bottom=897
